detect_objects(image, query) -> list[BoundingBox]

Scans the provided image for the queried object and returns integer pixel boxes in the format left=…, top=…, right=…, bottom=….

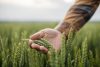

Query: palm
left=29, top=28, right=62, bottom=53
left=42, top=29, right=61, bottom=50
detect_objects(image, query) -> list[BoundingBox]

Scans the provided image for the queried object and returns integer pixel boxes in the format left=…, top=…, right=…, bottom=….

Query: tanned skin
left=29, top=0, right=100, bottom=54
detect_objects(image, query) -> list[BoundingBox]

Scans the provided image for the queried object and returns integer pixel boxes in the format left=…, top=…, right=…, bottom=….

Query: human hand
left=29, top=28, right=62, bottom=54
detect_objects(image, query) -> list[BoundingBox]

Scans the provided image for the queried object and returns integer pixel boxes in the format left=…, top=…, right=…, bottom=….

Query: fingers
left=30, top=43, right=40, bottom=51
left=30, top=43, right=48, bottom=54
left=40, top=46, right=48, bottom=53
left=29, top=39, right=33, bottom=47
left=30, top=31, right=45, bottom=40
left=29, top=39, right=48, bottom=53
left=29, top=30, right=48, bottom=53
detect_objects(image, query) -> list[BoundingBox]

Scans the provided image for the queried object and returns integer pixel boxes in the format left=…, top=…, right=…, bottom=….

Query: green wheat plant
left=0, top=23, right=100, bottom=67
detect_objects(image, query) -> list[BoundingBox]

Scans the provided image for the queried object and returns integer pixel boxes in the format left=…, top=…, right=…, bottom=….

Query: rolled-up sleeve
left=56, top=0, right=100, bottom=33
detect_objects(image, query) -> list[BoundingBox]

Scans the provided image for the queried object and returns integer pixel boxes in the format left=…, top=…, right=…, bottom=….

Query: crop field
left=0, top=22, right=100, bottom=67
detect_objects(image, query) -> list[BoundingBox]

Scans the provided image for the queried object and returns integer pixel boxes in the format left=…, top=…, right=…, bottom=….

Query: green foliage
left=0, top=22, right=100, bottom=67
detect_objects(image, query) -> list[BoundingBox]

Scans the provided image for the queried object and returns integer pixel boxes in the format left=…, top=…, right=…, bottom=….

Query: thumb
left=30, top=31, right=45, bottom=40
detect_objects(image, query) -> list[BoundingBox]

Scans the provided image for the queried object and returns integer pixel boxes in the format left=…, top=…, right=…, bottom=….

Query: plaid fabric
left=56, top=0, right=100, bottom=33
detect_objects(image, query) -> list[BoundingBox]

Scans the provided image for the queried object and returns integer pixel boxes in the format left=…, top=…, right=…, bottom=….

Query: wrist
left=54, top=22, right=70, bottom=33
left=54, top=27, right=63, bottom=33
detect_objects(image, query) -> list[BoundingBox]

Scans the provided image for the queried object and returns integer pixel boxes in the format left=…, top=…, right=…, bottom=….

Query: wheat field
left=0, top=22, right=100, bottom=67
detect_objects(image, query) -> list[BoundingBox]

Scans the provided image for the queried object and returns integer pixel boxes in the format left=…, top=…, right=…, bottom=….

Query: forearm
left=55, top=0, right=100, bottom=34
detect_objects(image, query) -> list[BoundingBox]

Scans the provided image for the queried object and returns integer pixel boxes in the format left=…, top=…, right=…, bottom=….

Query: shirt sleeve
left=55, top=0, right=100, bottom=33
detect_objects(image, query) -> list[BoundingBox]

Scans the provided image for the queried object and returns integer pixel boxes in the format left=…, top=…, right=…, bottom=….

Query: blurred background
left=0, top=0, right=100, bottom=22
left=0, top=1, right=100, bottom=67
